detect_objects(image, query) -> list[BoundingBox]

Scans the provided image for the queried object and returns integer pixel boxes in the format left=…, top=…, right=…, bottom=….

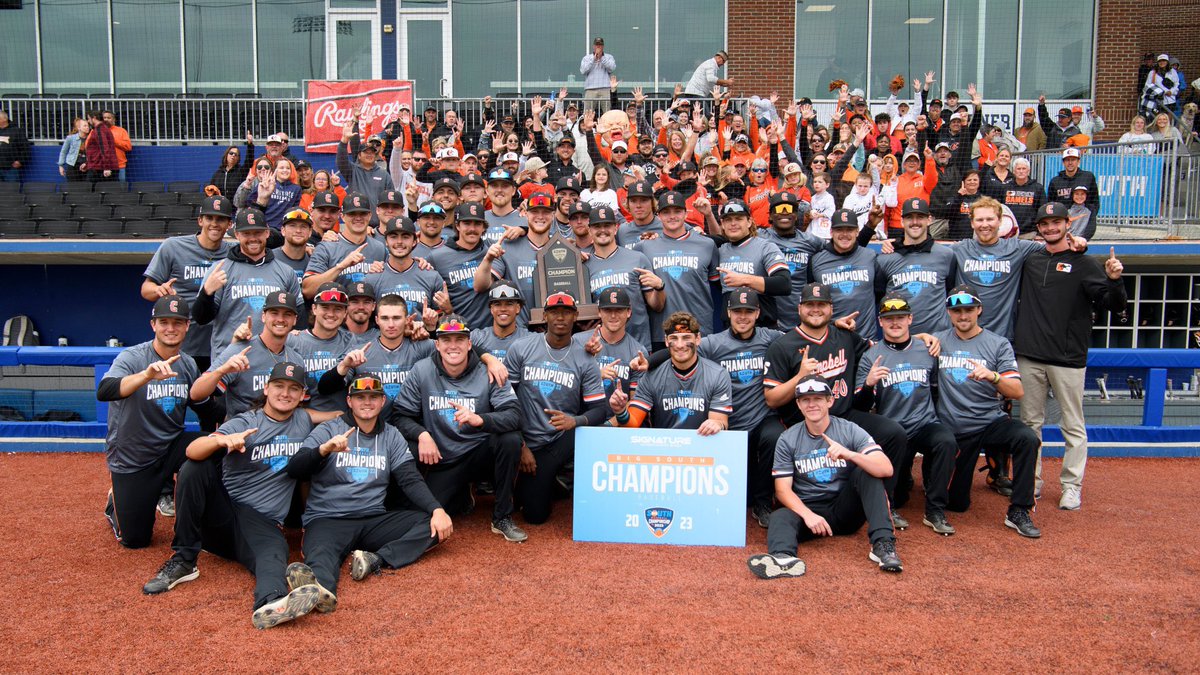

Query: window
left=185, top=0, right=254, bottom=93
left=257, top=0, right=325, bottom=97
left=869, top=0, right=942, bottom=100
left=521, top=0, right=583, bottom=92
left=659, top=0, right=725, bottom=92
left=451, top=0, right=516, bottom=97
left=113, top=0, right=182, bottom=94
left=945, top=0, right=1019, bottom=100
left=1019, top=0, right=1095, bottom=100
left=40, top=0, right=110, bottom=94
left=589, top=0, right=654, bottom=87
left=0, top=3, right=38, bottom=93
left=794, top=0, right=868, bottom=100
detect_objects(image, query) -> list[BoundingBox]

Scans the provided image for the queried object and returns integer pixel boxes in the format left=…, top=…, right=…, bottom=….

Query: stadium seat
left=0, top=221, right=37, bottom=238
left=29, top=204, right=74, bottom=222
left=178, top=192, right=205, bottom=206
left=81, top=221, right=125, bottom=239
left=21, top=182, right=57, bottom=194
left=36, top=221, right=81, bottom=238
left=73, top=204, right=114, bottom=221
left=112, top=204, right=156, bottom=221
left=155, top=204, right=195, bottom=221
left=93, top=182, right=129, bottom=195
left=0, top=182, right=19, bottom=194
left=130, top=181, right=165, bottom=194
left=65, top=192, right=104, bottom=207
left=24, top=192, right=63, bottom=206
left=123, top=220, right=166, bottom=238
left=0, top=194, right=26, bottom=210
left=140, top=192, right=179, bottom=207
left=102, top=192, right=140, bottom=206
left=164, top=219, right=197, bottom=236
left=167, top=181, right=202, bottom=194
left=61, top=181, right=93, bottom=194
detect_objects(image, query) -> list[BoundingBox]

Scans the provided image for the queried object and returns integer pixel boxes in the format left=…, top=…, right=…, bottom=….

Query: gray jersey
left=413, top=238, right=445, bottom=261
left=498, top=236, right=544, bottom=326
left=617, top=216, right=664, bottom=248
left=572, top=329, right=648, bottom=399
left=934, top=328, right=1021, bottom=435
left=393, top=357, right=519, bottom=462
left=288, top=329, right=357, bottom=411
left=758, top=228, right=824, bottom=329
left=856, top=340, right=939, bottom=433
left=716, top=237, right=789, bottom=294
left=629, top=358, right=733, bottom=430
left=218, top=408, right=314, bottom=523
left=876, top=243, right=956, bottom=334
left=363, top=258, right=445, bottom=316
left=809, top=245, right=881, bottom=340
left=343, top=337, right=436, bottom=419
left=275, top=249, right=309, bottom=284
left=699, top=327, right=782, bottom=431
left=485, top=210, right=528, bottom=247
left=210, top=337, right=306, bottom=419
left=300, top=417, right=414, bottom=525
left=585, top=246, right=655, bottom=347
left=202, top=254, right=302, bottom=358
left=143, top=235, right=232, bottom=357
left=305, top=233, right=389, bottom=289
left=773, top=416, right=881, bottom=505
left=505, top=334, right=607, bottom=449
left=470, top=326, right=531, bottom=364
left=951, top=237, right=1041, bottom=339
left=103, top=341, right=200, bottom=473
left=427, top=241, right=505, bottom=329
left=636, top=231, right=719, bottom=341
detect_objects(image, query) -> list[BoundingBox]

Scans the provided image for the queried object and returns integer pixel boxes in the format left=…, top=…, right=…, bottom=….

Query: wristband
left=992, top=371, right=1001, bottom=385
left=615, top=409, right=630, bottom=424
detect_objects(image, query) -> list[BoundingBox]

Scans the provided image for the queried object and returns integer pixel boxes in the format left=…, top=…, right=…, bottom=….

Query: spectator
left=255, top=133, right=296, bottom=179
left=209, top=143, right=252, bottom=198
left=1067, top=186, right=1094, bottom=239
left=981, top=146, right=1015, bottom=197
left=294, top=160, right=314, bottom=192
left=683, top=50, right=733, bottom=106
left=103, top=110, right=133, bottom=181
left=1149, top=111, right=1183, bottom=144
left=336, top=118, right=395, bottom=208
left=580, top=37, right=616, bottom=113
left=83, top=109, right=118, bottom=183
left=581, top=163, right=619, bottom=210
left=886, top=148, right=937, bottom=239
left=57, top=117, right=89, bottom=181
left=1071, top=105, right=1105, bottom=143
left=1015, top=107, right=1047, bottom=151
left=934, top=169, right=985, bottom=241
left=1141, top=54, right=1179, bottom=117
left=0, top=109, right=31, bottom=182
left=1046, top=147, right=1099, bottom=215
left=1036, top=96, right=1083, bottom=149
left=275, top=131, right=296, bottom=162
left=299, top=170, right=345, bottom=213
left=1000, top=157, right=1046, bottom=237
left=1136, top=53, right=1155, bottom=100
left=245, top=161, right=302, bottom=232
left=1118, top=115, right=1156, bottom=154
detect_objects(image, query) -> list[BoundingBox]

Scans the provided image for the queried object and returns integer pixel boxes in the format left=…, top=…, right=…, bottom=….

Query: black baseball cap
left=268, top=361, right=307, bottom=387
left=234, top=207, right=268, bottom=231
left=727, top=288, right=760, bottom=310
left=383, top=216, right=417, bottom=236
left=901, top=198, right=930, bottom=216
left=721, top=199, right=750, bottom=217
left=769, top=192, right=799, bottom=212
left=487, top=168, right=516, bottom=186
left=262, top=290, right=297, bottom=313
left=556, top=176, right=582, bottom=193
left=152, top=295, right=190, bottom=320
left=598, top=287, right=631, bottom=309
left=800, top=282, right=832, bottom=304
left=313, top=282, right=348, bottom=306
left=627, top=181, right=655, bottom=199
left=294, top=160, right=311, bottom=170
left=589, top=206, right=618, bottom=225
left=455, top=202, right=487, bottom=222
left=342, top=192, right=371, bottom=214
left=675, top=160, right=698, bottom=174
left=946, top=284, right=982, bottom=308
left=652, top=144, right=669, bottom=156
left=567, top=202, right=592, bottom=218
left=461, top=172, right=486, bottom=189
left=346, top=281, right=376, bottom=299
left=878, top=292, right=913, bottom=317
left=1036, top=202, right=1070, bottom=222
left=557, top=135, right=576, bottom=146
left=311, top=191, right=341, bottom=210
left=831, top=208, right=859, bottom=229
left=794, top=375, right=833, bottom=398
left=489, top=281, right=524, bottom=304
left=378, top=189, right=404, bottom=206
left=433, top=176, right=461, bottom=195
left=199, top=195, right=234, bottom=219
left=657, top=191, right=686, bottom=211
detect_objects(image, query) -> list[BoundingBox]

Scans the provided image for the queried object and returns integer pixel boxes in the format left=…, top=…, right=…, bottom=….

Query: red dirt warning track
left=1, top=453, right=1197, bottom=671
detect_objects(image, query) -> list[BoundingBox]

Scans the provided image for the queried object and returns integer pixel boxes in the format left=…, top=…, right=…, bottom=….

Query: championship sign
left=572, top=427, right=748, bottom=546
left=304, top=80, right=415, bottom=153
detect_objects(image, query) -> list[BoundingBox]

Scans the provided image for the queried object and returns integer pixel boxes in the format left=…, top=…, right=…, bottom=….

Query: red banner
left=304, top=80, right=415, bottom=153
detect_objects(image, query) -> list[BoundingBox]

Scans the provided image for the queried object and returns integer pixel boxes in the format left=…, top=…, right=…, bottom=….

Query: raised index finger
left=1109, top=246, right=1116, bottom=260
left=165, top=354, right=182, bottom=364
left=238, top=345, right=253, bottom=356
left=873, top=355, right=883, bottom=367
left=355, top=243, right=368, bottom=253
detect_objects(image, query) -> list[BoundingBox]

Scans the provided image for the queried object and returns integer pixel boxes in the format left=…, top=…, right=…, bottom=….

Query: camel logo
left=169, top=299, right=179, bottom=314
left=284, top=364, right=295, bottom=378
left=609, top=291, right=619, bottom=304
left=738, top=291, right=749, bottom=305
left=645, top=508, right=674, bottom=538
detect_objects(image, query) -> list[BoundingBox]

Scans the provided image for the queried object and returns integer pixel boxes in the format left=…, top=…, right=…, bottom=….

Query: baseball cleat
left=869, top=539, right=903, bottom=573
left=747, top=553, right=806, bottom=579
left=752, top=505, right=772, bottom=529
left=286, top=562, right=336, bottom=612
left=1005, top=506, right=1042, bottom=538
left=890, top=509, right=909, bottom=530
left=105, top=489, right=121, bottom=542
left=251, top=584, right=320, bottom=630
left=142, top=558, right=199, bottom=595
left=350, top=550, right=383, bottom=581
left=156, top=494, right=176, bottom=518
left=491, top=517, right=528, bottom=542
left=922, top=511, right=956, bottom=536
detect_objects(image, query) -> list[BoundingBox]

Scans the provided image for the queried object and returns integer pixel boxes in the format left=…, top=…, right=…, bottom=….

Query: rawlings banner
left=304, top=80, right=415, bottom=153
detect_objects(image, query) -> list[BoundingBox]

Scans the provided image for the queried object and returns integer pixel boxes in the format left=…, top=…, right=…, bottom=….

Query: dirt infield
left=2, top=453, right=1197, bottom=672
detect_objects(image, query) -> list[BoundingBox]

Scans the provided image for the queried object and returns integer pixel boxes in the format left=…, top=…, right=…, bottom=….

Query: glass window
left=40, top=0, right=110, bottom=94
left=589, top=0, right=654, bottom=87
left=257, top=0, right=326, bottom=97
left=945, top=0, right=1019, bottom=100
left=521, top=0, right=583, bottom=92
left=794, top=0, right=868, bottom=100
left=451, top=0, right=516, bottom=97
left=1019, top=0, right=1095, bottom=100
left=0, top=3, right=38, bottom=93
left=869, top=0, right=942, bottom=101
left=659, top=0, right=725, bottom=93
left=113, top=0, right=182, bottom=94
left=185, top=0, right=254, bottom=93
left=406, top=19, right=445, bottom=99
left=334, top=19, right=375, bottom=80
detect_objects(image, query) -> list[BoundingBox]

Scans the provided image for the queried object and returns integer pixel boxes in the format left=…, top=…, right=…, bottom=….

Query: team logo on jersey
left=962, top=253, right=1011, bottom=285
left=266, top=435, right=292, bottom=472
left=645, top=507, right=674, bottom=538
left=1056, top=262, right=1073, bottom=273
left=345, top=446, right=375, bottom=482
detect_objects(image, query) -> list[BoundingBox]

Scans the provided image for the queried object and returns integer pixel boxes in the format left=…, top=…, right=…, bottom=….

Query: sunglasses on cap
left=283, top=209, right=312, bottom=224
left=314, top=289, right=348, bottom=304
left=348, top=376, right=384, bottom=393
left=419, top=203, right=446, bottom=216
left=436, top=318, right=468, bottom=334
left=794, top=379, right=832, bottom=395
left=881, top=298, right=910, bottom=312
left=772, top=203, right=795, bottom=214
left=946, top=291, right=980, bottom=307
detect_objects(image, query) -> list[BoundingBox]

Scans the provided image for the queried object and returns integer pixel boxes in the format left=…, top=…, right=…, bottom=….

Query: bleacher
left=0, top=180, right=206, bottom=239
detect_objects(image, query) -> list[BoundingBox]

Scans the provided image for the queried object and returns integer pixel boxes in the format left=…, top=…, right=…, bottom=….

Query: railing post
left=1143, top=367, right=1167, bottom=426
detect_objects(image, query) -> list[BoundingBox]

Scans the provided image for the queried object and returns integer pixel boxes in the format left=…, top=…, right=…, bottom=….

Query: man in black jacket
left=0, top=109, right=32, bottom=182
left=1046, top=147, right=1100, bottom=215
left=1037, top=96, right=1083, bottom=149
left=1013, top=203, right=1126, bottom=512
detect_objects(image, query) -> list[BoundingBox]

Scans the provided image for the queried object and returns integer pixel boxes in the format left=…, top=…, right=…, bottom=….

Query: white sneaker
left=1059, top=486, right=1082, bottom=510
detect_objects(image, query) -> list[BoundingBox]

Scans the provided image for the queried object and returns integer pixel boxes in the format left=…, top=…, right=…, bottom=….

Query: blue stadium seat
left=0, top=389, right=33, bottom=421
left=33, top=390, right=97, bottom=422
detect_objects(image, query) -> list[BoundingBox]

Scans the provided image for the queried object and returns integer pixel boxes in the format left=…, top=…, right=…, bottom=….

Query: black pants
left=901, top=422, right=957, bottom=514
left=766, top=466, right=894, bottom=555
left=515, top=432, right=575, bottom=525
left=168, top=455, right=293, bottom=610
left=88, top=170, right=116, bottom=183
left=108, top=432, right=200, bottom=548
left=949, top=417, right=1039, bottom=512
left=750, top=417, right=786, bottom=509
left=839, top=409, right=909, bottom=505
left=420, top=431, right=521, bottom=521
left=302, top=510, right=437, bottom=593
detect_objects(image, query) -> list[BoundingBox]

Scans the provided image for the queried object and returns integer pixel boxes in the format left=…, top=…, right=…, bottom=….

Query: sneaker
left=1005, top=506, right=1042, bottom=538
left=285, top=562, right=336, bottom=613
left=556, top=460, right=575, bottom=493
left=105, top=489, right=121, bottom=542
left=491, top=517, right=528, bottom=543
left=987, top=474, right=1014, bottom=497
left=890, top=509, right=909, bottom=530
left=142, top=558, right=199, bottom=595
left=156, top=494, right=176, bottom=518
left=922, top=511, right=956, bottom=536
left=251, top=584, right=320, bottom=630
left=350, top=550, right=382, bottom=581
left=475, top=481, right=495, bottom=495
left=751, top=505, right=772, bottom=529
left=869, top=539, right=903, bottom=573
left=746, top=553, right=806, bottom=579
left=1059, top=486, right=1082, bottom=511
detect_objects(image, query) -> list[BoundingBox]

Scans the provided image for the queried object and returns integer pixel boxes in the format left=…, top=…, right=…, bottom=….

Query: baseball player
left=427, top=202, right=506, bottom=329
left=483, top=168, right=528, bottom=246
left=302, top=192, right=387, bottom=298
left=710, top=200, right=791, bottom=328
left=616, top=180, right=665, bottom=247
left=573, top=288, right=650, bottom=399
left=343, top=281, right=380, bottom=342
left=807, top=208, right=884, bottom=340
left=308, top=190, right=342, bottom=245
left=470, top=282, right=531, bottom=364
left=363, top=216, right=447, bottom=317
left=275, top=208, right=314, bottom=283
left=474, top=192, right=557, bottom=326
left=584, top=204, right=665, bottom=349
left=635, top=191, right=719, bottom=347
left=287, top=283, right=358, bottom=411
left=413, top=201, right=449, bottom=259
left=757, top=192, right=822, bottom=330
left=875, top=198, right=956, bottom=334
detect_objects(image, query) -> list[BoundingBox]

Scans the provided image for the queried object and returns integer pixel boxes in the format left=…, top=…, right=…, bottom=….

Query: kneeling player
left=747, top=376, right=902, bottom=579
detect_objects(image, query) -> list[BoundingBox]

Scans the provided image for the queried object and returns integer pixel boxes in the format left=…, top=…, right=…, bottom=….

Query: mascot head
left=597, top=109, right=635, bottom=144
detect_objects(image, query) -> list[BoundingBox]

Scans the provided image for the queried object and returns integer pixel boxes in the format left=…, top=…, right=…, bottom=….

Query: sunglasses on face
left=812, top=159, right=826, bottom=164
left=654, top=153, right=668, bottom=158
left=613, top=148, right=628, bottom=153
left=773, top=204, right=795, bottom=214
left=256, top=164, right=270, bottom=170
left=750, top=168, right=767, bottom=173
left=228, top=150, right=239, bottom=156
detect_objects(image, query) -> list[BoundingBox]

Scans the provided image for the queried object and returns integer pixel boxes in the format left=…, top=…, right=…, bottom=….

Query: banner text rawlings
left=304, top=80, right=415, bottom=153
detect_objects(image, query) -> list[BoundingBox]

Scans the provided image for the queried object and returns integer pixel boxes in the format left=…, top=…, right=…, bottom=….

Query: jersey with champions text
left=933, top=328, right=1020, bottom=436
left=764, top=325, right=869, bottom=427
left=951, top=237, right=1041, bottom=339
left=305, top=233, right=388, bottom=289
left=717, top=236, right=790, bottom=323
left=103, top=341, right=201, bottom=473
left=498, top=235, right=546, bottom=327
left=630, top=358, right=733, bottom=430
left=298, top=417, right=414, bottom=526
left=392, top=357, right=520, bottom=462
left=504, top=334, right=606, bottom=449
left=700, top=327, right=783, bottom=431
left=772, top=415, right=881, bottom=505
left=808, top=245, right=882, bottom=340
left=855, top=339, right=939, bottom=433
left=758, top=228, right=825, bottom=329
left=209, top=337, right=306, bottom=420
left=875, top=242, right=956, bottom=334
left=143, top=234, right=232, bottom=358
left=288, top=329, right=357, bottom=412
left=470, top=326, right=531, bottom=364
left=363, top=258, right=445, bottom=316
left=572, top=329, right=648, bottom=399
left=427, top=240, right=506, bottom=329
left=218, top=408, right=315, bottom=523
left=636, top=230, right=719, bottom=341
left=202, top=254, right=302, bottom=359
left=340, top=337, right=435, bottom=419
left=585, top=246, right=655, bottom=348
